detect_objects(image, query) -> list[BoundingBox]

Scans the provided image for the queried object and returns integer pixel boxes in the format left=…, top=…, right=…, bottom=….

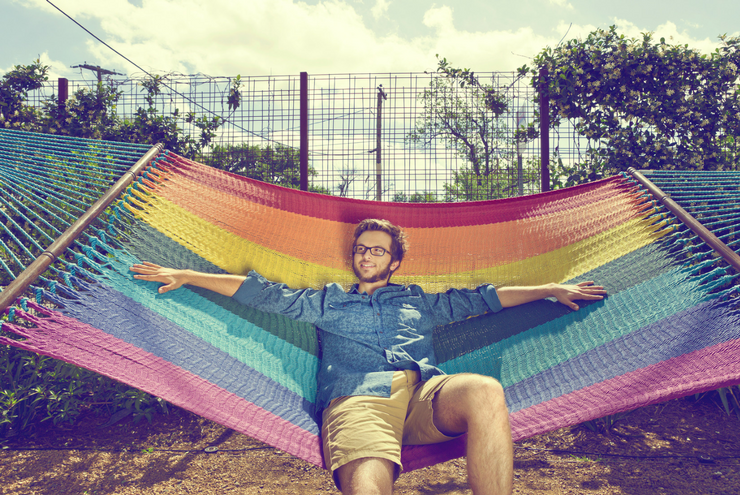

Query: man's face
left=352, top=230, right=400, bottom=284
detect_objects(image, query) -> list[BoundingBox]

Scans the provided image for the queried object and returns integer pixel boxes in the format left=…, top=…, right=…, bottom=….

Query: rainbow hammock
left=1, top=128, right=739, bottom=471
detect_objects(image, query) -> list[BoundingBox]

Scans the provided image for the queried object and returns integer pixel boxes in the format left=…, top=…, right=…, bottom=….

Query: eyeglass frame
left=352, top=244, right=389, bottom=257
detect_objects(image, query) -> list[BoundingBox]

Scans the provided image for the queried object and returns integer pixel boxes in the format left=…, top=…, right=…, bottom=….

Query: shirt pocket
left=323, top=300, right=371, bottom=338
left=384, top=295, right=426, bottom=327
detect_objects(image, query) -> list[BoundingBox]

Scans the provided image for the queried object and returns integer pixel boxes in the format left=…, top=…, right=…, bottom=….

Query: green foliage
left=199, top=143, right=330, bottom=194
left=0, top=62, right=228, bottom=159
left=408, top=56, right=513, bottom=190
left=117, top=75, right=222, bottom=156
left=0, top=59, right=48, bottom=131
left=443, top=157, right=541, bottom=201
left=443, top=166, right=514, bottom=201
left=392, top=191, right=438, bottom=203
left=227, top=75, right=242, bottom=112
left=548, top=153, right=608, bottom=190
left=0, top=344, right=168, bottom=438
left=42, top=83, right=122, bottom=140
left=715, top=385, right=740, bottom=419
left=524, top=26, right=740, bottom=181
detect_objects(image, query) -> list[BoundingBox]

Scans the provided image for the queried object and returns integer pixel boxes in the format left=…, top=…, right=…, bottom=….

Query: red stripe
left=156, top=153, right=637, bottom=228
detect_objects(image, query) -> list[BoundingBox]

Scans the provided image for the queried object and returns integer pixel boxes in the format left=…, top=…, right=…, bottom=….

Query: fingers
left=556, top=282, right=607, bottom=311
left=129, top=262, right=183, bottom=293
left=130, top=262, right=163, bottom=274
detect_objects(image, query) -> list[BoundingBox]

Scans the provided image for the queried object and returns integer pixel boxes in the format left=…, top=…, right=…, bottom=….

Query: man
left=131, top=218, right=605, bottom=495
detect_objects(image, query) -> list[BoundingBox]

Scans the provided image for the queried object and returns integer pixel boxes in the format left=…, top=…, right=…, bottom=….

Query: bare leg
left=335, top=457, right=396, bottom=495
left=432, top=374, right=513, bottom=495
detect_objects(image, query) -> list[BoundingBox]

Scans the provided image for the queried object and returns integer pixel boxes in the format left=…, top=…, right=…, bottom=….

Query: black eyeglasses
left=353, top=245, right=388, bottom=256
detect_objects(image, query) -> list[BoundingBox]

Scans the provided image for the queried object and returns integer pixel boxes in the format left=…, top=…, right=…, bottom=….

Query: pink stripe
left=399, top=337, right=740, bottom=471
left=1, top=302, right=324, bottom=467
left=509, top=337, right=740, bottom=441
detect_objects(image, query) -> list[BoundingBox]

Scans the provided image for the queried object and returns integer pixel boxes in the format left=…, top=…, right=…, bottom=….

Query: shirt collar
left=349, top=283, right=404, bottom=295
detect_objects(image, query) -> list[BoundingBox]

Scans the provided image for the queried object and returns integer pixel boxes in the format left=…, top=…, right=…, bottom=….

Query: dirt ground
left=1, top=394, right=739, bottom=494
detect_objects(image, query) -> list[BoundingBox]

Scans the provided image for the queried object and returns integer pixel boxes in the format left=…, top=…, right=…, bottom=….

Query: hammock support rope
left=1, top=128, right=739, bottom=471
left=628, top=167, right=740, bottom=272
left=0, top=143, right=163, bottom=312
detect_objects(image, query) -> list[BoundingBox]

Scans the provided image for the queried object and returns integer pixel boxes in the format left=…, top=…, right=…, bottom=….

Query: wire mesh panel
left=27, top=71, right=543, bottom=201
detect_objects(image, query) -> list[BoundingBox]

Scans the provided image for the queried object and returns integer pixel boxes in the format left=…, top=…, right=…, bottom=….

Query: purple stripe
left=0, top=301, right=325, bottom=467
left=509, top=336, right=740, bottom=440
left=504, top=297, right=740, bottom=412
left=48, top=280, right=319, bottom=435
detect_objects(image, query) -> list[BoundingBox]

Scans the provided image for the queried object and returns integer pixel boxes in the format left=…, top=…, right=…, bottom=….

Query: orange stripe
left=137, top=171, right=653, bottom=276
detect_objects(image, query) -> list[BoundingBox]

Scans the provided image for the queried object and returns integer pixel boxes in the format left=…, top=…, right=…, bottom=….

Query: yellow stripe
left=393, top=217, right=672, bottom=291
left=122, top=191, right=669, bottom=292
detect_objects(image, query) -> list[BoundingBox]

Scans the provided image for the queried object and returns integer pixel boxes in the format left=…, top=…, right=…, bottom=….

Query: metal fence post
left=376, top=86, right=387, bottom=201
left=539, top=67, right=550, bottom=192
left=300, top=72, right=308, bottom=191
left=58, top=78, right=68, bottom=111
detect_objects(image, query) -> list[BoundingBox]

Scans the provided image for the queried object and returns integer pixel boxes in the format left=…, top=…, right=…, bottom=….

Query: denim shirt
left=232, top=271, right=503, bottom=413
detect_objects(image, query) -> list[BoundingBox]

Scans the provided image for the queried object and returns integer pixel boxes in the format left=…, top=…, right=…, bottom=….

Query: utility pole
left=375, top=85, right=387, bottom=201
left=71, top=63, right=124, bottom=84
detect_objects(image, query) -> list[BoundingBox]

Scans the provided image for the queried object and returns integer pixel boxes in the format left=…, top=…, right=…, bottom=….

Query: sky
left=2, top=0, right=740, bottom=83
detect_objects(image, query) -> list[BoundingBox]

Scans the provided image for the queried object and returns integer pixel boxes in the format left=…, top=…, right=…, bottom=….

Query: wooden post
left=58, top=78, right=68, bottom=111
left=299, top=72, right=308, bottom=192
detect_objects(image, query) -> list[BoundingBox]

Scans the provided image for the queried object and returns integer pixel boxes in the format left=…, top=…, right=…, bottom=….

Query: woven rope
left=1, top=128, right=739, bottom=470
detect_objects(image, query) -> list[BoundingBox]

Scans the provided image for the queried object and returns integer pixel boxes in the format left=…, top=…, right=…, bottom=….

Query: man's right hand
left=130, top=262, right=190, bottom=294
left=130, top=262, right=247, bottom=297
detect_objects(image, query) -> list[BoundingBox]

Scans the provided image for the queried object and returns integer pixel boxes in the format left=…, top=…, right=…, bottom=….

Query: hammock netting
left=1, top=128, right=739, bottom=471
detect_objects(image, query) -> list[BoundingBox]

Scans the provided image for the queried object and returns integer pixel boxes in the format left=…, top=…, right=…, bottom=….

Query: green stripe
left=440, top=264, right=723, bottom=387
left=102, top=253, right=319, bottom=402
left=120, top=221, right=319, bottom=356
left=434, top=239, right=681, bottom=363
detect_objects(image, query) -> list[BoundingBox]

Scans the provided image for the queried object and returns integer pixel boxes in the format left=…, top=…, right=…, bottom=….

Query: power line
left=44, top=0, right=289, bottom=148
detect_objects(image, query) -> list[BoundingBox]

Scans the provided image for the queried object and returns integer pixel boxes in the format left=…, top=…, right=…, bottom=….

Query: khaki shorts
left=321, top=370, right=460, bottom=483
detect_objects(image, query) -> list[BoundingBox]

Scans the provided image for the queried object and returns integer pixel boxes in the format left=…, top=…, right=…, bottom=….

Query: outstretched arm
left=130, top=262, right=246, bottom=297
left=497, top=281, right=606, bottom=311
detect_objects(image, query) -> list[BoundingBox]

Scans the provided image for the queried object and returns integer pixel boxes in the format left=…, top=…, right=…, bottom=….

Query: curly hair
left=352, top=219, right=409, bottom=263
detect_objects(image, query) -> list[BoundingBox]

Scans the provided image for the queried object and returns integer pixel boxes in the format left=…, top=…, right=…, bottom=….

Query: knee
left=458, top=374, right=507, bottom=413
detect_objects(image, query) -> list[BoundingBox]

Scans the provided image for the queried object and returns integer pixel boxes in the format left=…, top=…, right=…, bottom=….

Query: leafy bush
left=0, top=343, right=168, bottom=439
left=521, top=26, right=740, bottom=186
left=0, top=61, right=232, bottom=158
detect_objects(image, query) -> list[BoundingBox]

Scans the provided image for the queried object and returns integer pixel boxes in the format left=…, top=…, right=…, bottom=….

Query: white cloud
left=22, top=0, right=730, bottom=81
left=551, top=20, right=727, bottom=55
left=1, top=52, right=76, bottom=83
left=19, top=0, right=567, bottom=77
left=614, top=19, right=721, bottom=54
left=548, top=0, right=573, bottom=10
left=39, top=52, right=78, bottom=81
left=420, top=6, right=557, bottom=71
left=371, top=0, right=390, bottom=20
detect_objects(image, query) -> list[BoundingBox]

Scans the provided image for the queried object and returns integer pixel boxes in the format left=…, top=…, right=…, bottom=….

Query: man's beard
left=353, top=261, right=392, bottom=283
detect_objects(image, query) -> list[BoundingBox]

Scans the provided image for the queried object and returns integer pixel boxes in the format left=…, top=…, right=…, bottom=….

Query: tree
left=392, top=191, right=438, bottom=203
left=407, top=56, right=516, bottom=201
left=200, top=143, right=330, bottom=194
left=0, top=59, right=48, bottom=132
left=42, top=82, right=122, bottom=140
left=522, top=26, right=740, bottom=186
left=0, top=62, right=229, bottom=159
